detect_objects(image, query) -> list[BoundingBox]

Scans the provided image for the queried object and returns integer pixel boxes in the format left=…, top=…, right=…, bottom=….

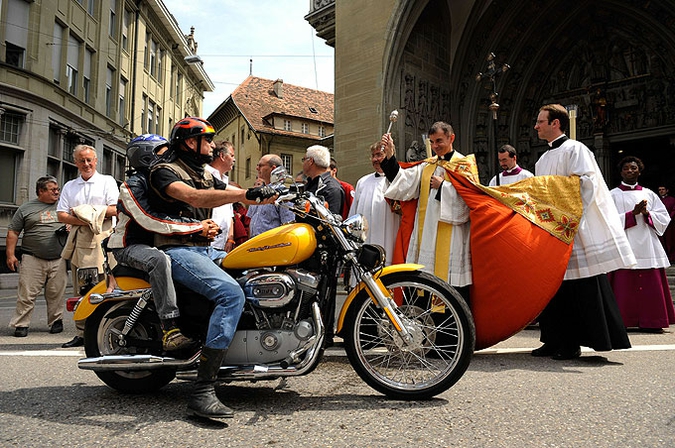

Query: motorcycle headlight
left=342, top=214, right=368, bottom=242
left=357, top=244, right=386, bottom=272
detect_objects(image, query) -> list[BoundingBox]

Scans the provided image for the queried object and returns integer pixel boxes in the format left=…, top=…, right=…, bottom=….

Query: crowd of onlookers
left=6, top=106, right=675, bottom=354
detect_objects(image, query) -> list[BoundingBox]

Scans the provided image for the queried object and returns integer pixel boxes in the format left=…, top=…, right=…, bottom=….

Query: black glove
left=246, top=185, right=276, bottom=203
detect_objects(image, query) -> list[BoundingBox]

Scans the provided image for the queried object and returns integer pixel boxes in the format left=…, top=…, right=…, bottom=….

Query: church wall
left=390, top=2, right=453, bottom=162
left=334, top=0, right=396, bottom=185
left=331, top=0, right=675, bottom=188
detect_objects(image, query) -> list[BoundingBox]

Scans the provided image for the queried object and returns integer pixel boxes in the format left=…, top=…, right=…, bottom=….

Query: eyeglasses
left=302, top=156, right=312, bottom=162
left=203, top=135, right=214, bottom=143
left=75, top=158, right=96, bottom=164
left=46, top=188, right=60, bottom=193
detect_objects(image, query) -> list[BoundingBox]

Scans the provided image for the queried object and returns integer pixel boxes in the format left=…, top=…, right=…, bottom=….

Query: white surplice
left=349, top=173, right=400, bottom=265
left=535, top=138, right=636, bottom=279
left=610, top=184, right=670, bottom=269
left=384, top=155, right=472, bottom=287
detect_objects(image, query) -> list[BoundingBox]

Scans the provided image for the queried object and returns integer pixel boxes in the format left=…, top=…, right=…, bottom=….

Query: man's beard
left=198, top=153, right=214, bottom=165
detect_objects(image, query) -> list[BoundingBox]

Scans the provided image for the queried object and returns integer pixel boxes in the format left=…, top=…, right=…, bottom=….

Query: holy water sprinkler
left=380, top=110, right=399, bottom=152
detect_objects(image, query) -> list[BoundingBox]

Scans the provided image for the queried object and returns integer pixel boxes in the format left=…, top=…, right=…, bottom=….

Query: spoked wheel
left=343, top=271, right=475, bottom=400
left=84, top=303, right=176, bottom=394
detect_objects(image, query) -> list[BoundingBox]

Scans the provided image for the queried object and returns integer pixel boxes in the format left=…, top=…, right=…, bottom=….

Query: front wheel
left=343, top=271, right=475, bottom=400
left=84, top=302, right=176, bottom=394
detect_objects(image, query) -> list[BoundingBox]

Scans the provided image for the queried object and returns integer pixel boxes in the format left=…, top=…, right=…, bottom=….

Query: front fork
left=336, top=263, right=425, bottom=338
left=358, top=271, right=414, bottom=344
left=339, top=246, right=419, bottom=344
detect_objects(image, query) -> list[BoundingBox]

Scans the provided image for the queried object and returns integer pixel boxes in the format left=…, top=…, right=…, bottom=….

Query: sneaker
left=14, top=327, right=28, bottom=337
left=162, top=328, right=196, bottom=351
left=50, top=320, right=63, bottom=334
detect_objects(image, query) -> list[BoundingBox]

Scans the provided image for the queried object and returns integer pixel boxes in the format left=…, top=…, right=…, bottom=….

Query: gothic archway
left=452, top=0, right=675, bottom=186
left=383, top=0, right=453, bottom=162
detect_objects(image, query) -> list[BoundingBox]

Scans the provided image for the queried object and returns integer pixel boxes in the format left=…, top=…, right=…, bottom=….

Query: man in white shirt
left=205, top=141, right=235, bottom=252
left=57, top=144, right=119, bottom=348
left=488, top=144, right=533, bottom=186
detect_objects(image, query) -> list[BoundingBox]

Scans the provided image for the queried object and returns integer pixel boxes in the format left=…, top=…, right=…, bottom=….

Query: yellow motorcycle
left=70, top=168, right=475, bottom=400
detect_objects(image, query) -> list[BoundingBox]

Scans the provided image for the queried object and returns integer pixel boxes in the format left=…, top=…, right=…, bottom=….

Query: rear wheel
left=343, top=271, right=475, bottom=400
left=84, top=302, right=176, bottom=393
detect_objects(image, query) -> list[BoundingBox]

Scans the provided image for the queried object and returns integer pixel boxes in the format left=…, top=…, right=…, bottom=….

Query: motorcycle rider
left=148, top=117, right=277, bottom=419
left=108, top=134, right=206, bottom=352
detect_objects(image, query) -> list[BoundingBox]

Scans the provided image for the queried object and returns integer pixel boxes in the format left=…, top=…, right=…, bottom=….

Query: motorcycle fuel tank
left=222, top=223, right=317, bottom=270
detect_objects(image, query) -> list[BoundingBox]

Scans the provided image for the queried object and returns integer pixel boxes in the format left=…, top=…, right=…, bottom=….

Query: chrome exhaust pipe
left=177, top=302, right=326, bottom=382
left=80, top=303, right=325, bottom=378
left=78, top=350, right=200, bottom=371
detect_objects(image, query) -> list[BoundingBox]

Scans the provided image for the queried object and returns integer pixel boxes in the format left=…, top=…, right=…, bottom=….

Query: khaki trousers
left=9, top=255, right=67, bottom=329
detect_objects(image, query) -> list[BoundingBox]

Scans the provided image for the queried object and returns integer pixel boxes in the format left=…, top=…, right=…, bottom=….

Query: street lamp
left=476, top=52, right=510, bottom=185
left=184, top=54, right=203, bottom=65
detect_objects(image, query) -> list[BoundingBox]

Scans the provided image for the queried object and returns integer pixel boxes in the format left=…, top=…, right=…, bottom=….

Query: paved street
left=1, top=292, right=674, bottom=447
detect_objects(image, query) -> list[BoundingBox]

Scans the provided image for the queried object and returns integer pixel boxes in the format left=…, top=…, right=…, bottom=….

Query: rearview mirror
left=270, top=166, right=291, bottom=185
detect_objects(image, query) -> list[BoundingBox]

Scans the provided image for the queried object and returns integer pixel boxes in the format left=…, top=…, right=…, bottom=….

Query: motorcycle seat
left=111, top=264, right=150, bottom=282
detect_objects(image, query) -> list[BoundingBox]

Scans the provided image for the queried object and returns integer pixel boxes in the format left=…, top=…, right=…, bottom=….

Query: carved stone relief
left=400, top=70, right=451, bottom=162
left=452, top=0, right=675, bottom=183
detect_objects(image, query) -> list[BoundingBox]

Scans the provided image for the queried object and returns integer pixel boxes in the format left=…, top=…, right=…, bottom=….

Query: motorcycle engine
left=226, top=268, right=322, bottom=365
left=242, top=268, right=319, bottom=309
left=242, top=272, right=295, bottom=308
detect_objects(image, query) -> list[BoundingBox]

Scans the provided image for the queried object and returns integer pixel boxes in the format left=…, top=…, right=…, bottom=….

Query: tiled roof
left=230, top=76, right=333, bottom=136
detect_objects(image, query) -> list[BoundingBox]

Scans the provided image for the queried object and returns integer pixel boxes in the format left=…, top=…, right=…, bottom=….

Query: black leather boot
left=187, top=347, right=233, bottom=419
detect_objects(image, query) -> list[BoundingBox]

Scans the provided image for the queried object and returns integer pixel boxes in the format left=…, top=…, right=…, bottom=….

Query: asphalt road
left=1, top=294, right=674, bottom=447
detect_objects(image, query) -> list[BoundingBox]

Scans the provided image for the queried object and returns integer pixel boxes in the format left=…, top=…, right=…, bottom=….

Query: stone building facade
left=307, top=0, right=675, bottom=190
left=0, top=0, right=213, bottom=272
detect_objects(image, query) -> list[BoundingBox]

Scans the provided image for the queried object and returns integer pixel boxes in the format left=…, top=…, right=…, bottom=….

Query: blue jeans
left=164, top=246, right=244, bottom=350
left=112, top=245, right=179, bottom=320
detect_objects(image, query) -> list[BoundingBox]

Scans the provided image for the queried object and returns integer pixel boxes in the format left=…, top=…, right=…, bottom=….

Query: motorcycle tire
left=343, top=271, right=475, bottom=400
left=84, top=302, right=176, bottom=394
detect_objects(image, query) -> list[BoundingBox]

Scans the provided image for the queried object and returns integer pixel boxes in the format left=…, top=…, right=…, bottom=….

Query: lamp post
left=476, top=52, right=510, bottom=185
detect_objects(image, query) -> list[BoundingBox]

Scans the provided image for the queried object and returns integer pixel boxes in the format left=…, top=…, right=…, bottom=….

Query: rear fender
left=336, top=264, right=423, bottom=333
left=73, top=277, right=151, bottom=321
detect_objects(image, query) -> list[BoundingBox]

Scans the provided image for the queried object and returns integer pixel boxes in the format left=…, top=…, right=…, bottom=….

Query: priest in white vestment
left=348, top=142, right=400, bottom=266
left=379, top=121, right=472, bottom=290
left=532, top=104, right=634, bottom=360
